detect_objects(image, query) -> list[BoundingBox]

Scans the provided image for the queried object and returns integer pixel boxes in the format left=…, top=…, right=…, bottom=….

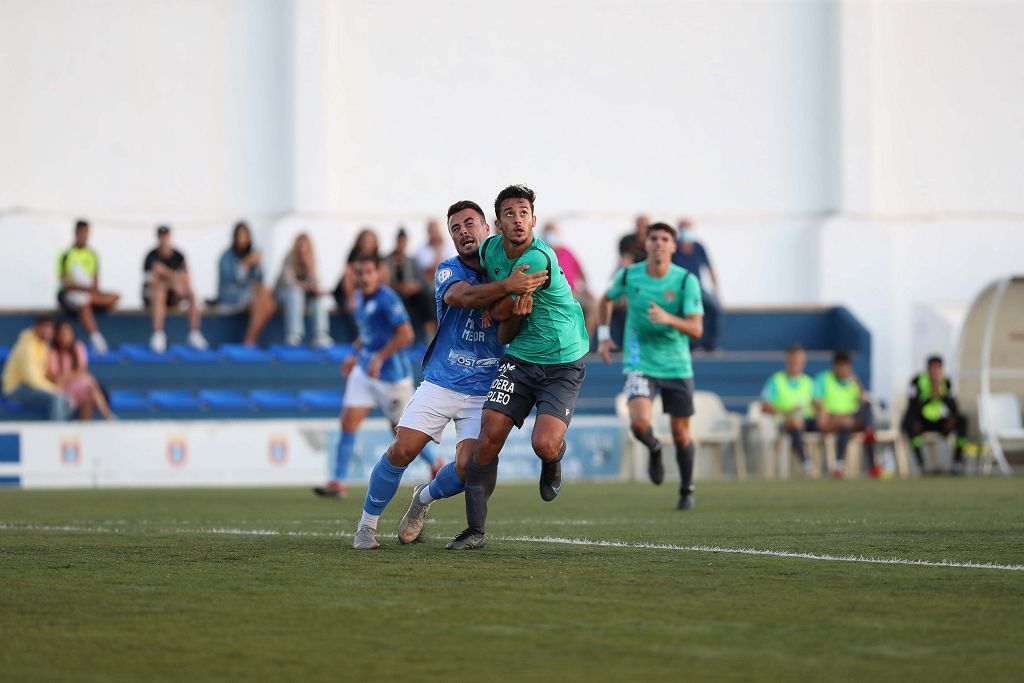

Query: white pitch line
left=2, top=523, right=1023, bottom=573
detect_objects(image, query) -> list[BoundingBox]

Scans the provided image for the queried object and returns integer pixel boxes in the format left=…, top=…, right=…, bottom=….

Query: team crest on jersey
left=664, top=290, right=676, bottom=302
left=437, top=268, right=453, bottom=285
left=365, top=301, right=377, bottom=314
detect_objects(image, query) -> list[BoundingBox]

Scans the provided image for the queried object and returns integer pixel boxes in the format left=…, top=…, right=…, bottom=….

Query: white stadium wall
left=1, top=0, right=1023, bottom=396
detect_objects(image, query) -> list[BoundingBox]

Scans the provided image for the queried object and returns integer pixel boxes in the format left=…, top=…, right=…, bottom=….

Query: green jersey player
left=446, top=184, right=590, bottom=550
left=597, top=222, right=704, bottom=509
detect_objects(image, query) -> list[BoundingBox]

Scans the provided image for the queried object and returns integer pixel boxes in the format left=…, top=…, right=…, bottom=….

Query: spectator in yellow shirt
left=2, top=316, right=72, bottom=420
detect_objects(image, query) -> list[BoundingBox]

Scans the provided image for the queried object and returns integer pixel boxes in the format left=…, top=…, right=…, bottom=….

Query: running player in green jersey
left=597, top=222, right=705, bottom=510
left=446, top=184, right=590, bottom=550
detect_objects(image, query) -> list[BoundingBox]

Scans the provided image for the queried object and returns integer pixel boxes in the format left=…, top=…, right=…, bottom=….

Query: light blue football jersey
left=354, top=285, right=412, bottom=383
left=422, top=256, right=505, bottom=395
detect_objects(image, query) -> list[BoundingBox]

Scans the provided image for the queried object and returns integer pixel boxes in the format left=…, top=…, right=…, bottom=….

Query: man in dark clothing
left=901, top=355, right=968, bottom=474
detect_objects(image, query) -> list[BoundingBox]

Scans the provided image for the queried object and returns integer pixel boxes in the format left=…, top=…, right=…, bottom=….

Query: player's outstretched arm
left=443, top=264, right=547, bottom=309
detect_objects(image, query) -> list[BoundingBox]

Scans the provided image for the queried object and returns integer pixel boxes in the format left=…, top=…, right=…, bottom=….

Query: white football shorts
left=342, top=364, right=414, bottom=424
left=397, top=380, right=486, bottom=444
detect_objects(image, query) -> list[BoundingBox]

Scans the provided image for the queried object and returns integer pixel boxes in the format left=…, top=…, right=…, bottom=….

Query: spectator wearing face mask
left=671, top=218, right=722, bottom=352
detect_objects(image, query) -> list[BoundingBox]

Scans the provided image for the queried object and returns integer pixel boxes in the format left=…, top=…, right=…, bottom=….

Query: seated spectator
left=542, top=222, right=597, bottom=338
left=275, top=232, right=333, bottom=348
left=813, top=350, right=878, bottom=478
left=1, top=315, right=71, bottom=420
left=901, top=355, right=968, bottom=474
left=414, top=219, right=455, bottom=339
left=217, top=221, right=278, bottom=347
left=385, top=227, right=434, bottom=341
left=333, top=228, right=385, bottom=341
left=760, top=343, right=816, bottom=475
left=143, top=225, right=208, bottom=353
left=672, top=218, right=722, bottom=352
left=56, top=220, right=120, bottom=354
left=48, top=321, right=114, bottom=420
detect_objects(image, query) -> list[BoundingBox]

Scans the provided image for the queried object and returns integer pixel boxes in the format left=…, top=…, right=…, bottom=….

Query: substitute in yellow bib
left=760, top=344, right=816, bottom=475
left=900, top=355, right=968, bottom=475
left=813, top=350, right=878, bottom=478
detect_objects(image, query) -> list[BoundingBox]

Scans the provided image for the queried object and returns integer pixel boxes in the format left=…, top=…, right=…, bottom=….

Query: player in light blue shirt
left=352, top=200, right=548, bottom=549
left=314, top=255, right=418, bottom=499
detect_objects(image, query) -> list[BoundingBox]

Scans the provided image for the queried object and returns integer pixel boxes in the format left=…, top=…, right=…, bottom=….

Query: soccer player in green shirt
left=597, top=222, right=705, bottom=510
left=446, top=184, right=590, bottom=550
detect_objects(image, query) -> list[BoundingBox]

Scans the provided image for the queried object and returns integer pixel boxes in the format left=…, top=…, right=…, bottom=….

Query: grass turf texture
left=2, top=479, right=1023, bottom=682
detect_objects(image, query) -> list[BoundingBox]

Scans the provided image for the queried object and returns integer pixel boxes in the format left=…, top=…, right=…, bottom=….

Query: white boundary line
left=2, top=523, right=1023, bottom=572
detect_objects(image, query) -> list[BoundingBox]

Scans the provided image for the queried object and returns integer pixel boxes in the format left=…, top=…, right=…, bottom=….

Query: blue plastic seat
left=88, top=349, right=125, bottom=365
left=198, top=389, right=252, bottom=411
left=269, top=344, right=323, bottom=364
left=321, top=344, right=355, bottom=363
left=299, top=389, right=342, bottom=412
left=221, top=344, right=274, bottom=364
left=0, top=396, right=48, bottom=418
left=110, top=390, right=151, bottom=414
left=119, top=344, right=173, bottom=364
left=149, top=390, right=203, bottom=412
left=0, top=346, right=9, bottom=364
left=171, top=344, right=223, bottom=364
left=249, top=389, right=302, bottom=411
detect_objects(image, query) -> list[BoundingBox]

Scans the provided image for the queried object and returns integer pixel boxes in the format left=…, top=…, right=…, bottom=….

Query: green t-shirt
left=479, top=234, right=589, bottom=364
left=605, top=262, right=703, bottom=379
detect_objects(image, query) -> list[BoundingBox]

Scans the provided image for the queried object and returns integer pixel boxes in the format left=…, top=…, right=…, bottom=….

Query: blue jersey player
left=314, top=254, right=417, bottom=499
left=352, top=200, right=548, bottom=549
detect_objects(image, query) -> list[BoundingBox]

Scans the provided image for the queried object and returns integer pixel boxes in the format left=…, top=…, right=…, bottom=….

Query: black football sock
left=464, top=458, right=498, bottom=535
left=675, top=442, right=695, bottom=495
left=631, top=426, right=660, bottom=452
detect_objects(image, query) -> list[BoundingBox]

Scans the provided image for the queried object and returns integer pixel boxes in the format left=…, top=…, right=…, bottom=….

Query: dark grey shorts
left=625, top=372, right=695, bottom=418
left=483, top=355, right=586, bottom=428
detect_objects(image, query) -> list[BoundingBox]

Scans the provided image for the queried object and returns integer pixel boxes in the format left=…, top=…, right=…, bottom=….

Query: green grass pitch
left=2, top=478, right=1023, bottom=681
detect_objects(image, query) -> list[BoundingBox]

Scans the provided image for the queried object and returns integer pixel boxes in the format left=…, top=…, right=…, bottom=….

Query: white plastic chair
left=978, top=393, right=1024, bottom=474
left=692, top=391, right=747, bottom=479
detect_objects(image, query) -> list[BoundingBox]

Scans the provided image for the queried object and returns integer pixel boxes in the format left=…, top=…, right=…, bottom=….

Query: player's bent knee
left=386, top=441, right=418, bottom=467
left=629, top=419, right=651, bottom=435
left=531, top=435, right=562, bottom=462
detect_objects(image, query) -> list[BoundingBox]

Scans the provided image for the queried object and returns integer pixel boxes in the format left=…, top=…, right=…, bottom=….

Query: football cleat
left=539, top=458, right=562, bottom=502
left=313, top=481, right=347, bottom=499
left=648, top=443, right=665, bottom=485
left=398, top=483, right=432, bottom=544
left=352, top=525, right=380, bottom=550
left=445, top=528, right=486, bottom=550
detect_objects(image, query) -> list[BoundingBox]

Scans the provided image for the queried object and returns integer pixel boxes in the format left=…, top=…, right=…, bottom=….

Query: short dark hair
left=74, top=220, right=89, bottom=233
left=157, top=225, right=171, bottom=235
left=34, top=313, right=55, bottom=327
left=352, top=253, right=380, bottom=267
left=786, top=343, right=805, bottom=354
left=647, top=222, right=677, bottom=239
left=927, top=355, right=943, bottom=366
left=833, top=350, right=852, bottom=365
left=494, top=185, right=535, bottom=218
left=447, top=200, right=486, bottom=221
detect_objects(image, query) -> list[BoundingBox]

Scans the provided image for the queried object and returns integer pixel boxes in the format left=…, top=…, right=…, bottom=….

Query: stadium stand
left=0, top=306, right=870, bottom=421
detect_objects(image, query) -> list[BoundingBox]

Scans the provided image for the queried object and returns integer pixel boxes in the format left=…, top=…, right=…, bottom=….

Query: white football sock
left=358, top=510, right=379, bottom=530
